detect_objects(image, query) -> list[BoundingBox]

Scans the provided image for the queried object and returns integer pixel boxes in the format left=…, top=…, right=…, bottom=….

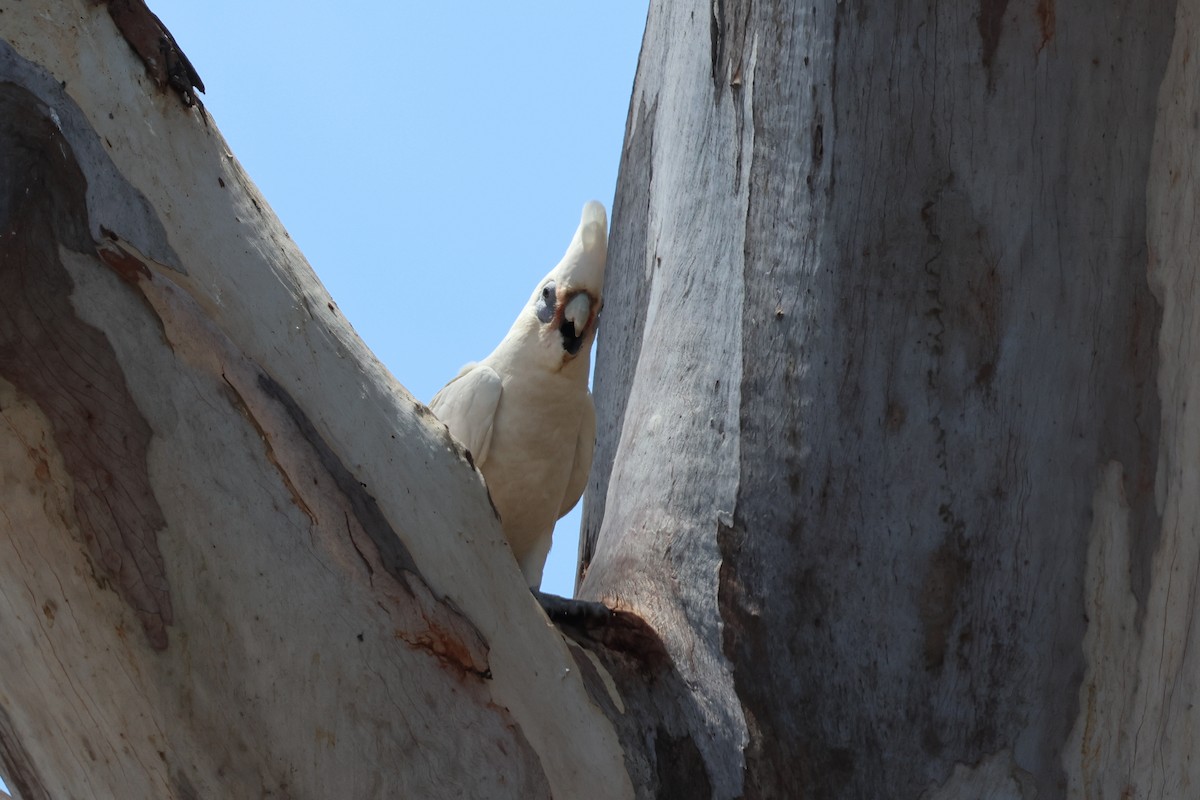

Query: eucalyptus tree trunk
left=5, top=0, right=1200, bottom=799
left=579, top=0, right=1200, bottom=798
left=0, top=3, right=632, bottom=798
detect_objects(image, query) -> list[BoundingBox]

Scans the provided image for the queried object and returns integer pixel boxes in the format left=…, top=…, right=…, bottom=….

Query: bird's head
left=526, top=201, right=607, bottom=370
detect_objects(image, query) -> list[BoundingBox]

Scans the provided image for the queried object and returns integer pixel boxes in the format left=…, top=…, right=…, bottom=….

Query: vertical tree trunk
left=582, top=0, right=1197, bottom=797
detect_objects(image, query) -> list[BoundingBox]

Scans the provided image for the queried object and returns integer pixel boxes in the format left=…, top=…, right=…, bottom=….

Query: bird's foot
left=532, top=589, right=614, bottom=627
left=531, top=588, right=669, bottom=672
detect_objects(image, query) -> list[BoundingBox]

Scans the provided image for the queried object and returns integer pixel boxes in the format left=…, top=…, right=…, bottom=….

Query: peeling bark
left=92, top=0, right=205, bottom=106
left=0, top=81, right=173, bottom=649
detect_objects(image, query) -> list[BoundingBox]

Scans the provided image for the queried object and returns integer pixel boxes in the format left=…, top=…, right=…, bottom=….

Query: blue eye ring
left=536, top=281, right=557, bottom=324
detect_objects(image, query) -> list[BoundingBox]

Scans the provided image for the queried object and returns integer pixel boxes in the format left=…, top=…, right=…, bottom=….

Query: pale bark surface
left=581, top=0, right=1200, bottom=798
left=0, top=3, right=630, bottom=798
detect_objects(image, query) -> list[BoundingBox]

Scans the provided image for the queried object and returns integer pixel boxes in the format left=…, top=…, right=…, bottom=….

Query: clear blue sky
left=147, top=2, right=648, bottom=597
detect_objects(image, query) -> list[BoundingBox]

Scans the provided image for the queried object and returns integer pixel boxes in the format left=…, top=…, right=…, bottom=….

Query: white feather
left=429, top=363, right=501, bottom=465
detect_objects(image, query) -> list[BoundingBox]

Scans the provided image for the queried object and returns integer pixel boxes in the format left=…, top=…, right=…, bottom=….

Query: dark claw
left=531, top=588, right=671, bottom=672
left=532, top=589, right=615, bottom=626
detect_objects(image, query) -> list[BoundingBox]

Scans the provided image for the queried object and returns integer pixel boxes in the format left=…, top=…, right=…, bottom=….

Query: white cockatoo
left=430, top=201, right=606, bottom=589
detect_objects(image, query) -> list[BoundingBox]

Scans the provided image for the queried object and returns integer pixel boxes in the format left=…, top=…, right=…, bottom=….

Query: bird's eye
left=536, top=281, right=557, bottom=324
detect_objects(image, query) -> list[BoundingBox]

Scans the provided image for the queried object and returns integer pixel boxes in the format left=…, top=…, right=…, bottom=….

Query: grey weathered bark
left=579, top=0, right=1200, bottom=798
left=7, top=0, right=1200, bottom=799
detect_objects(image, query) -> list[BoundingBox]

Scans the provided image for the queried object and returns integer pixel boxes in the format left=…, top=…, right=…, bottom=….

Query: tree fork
left=6, top=1, right=1200, bottom=798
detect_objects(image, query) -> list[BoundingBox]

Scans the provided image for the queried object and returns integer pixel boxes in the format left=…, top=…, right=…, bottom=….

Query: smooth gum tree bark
left=0, top=3, right=631, bottom=798
left=580, top=1, right=1200, bottom=798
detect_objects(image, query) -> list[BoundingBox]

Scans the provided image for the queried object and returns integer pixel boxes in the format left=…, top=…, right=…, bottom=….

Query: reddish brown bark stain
left=0, top=83, right=172, bottom=649
left=28, top=446, right=52, bottom=481
left=97, top=241, right=152, bottom=284
left=395, top=621, right=490, bottom=681
left=1036, top=0, right=1056, bottom=53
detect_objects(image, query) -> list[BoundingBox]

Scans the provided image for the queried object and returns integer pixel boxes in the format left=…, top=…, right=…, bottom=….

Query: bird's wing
left=558, top=392, right=596, bottom=518
left=429, top=363, right=502, bottom=466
